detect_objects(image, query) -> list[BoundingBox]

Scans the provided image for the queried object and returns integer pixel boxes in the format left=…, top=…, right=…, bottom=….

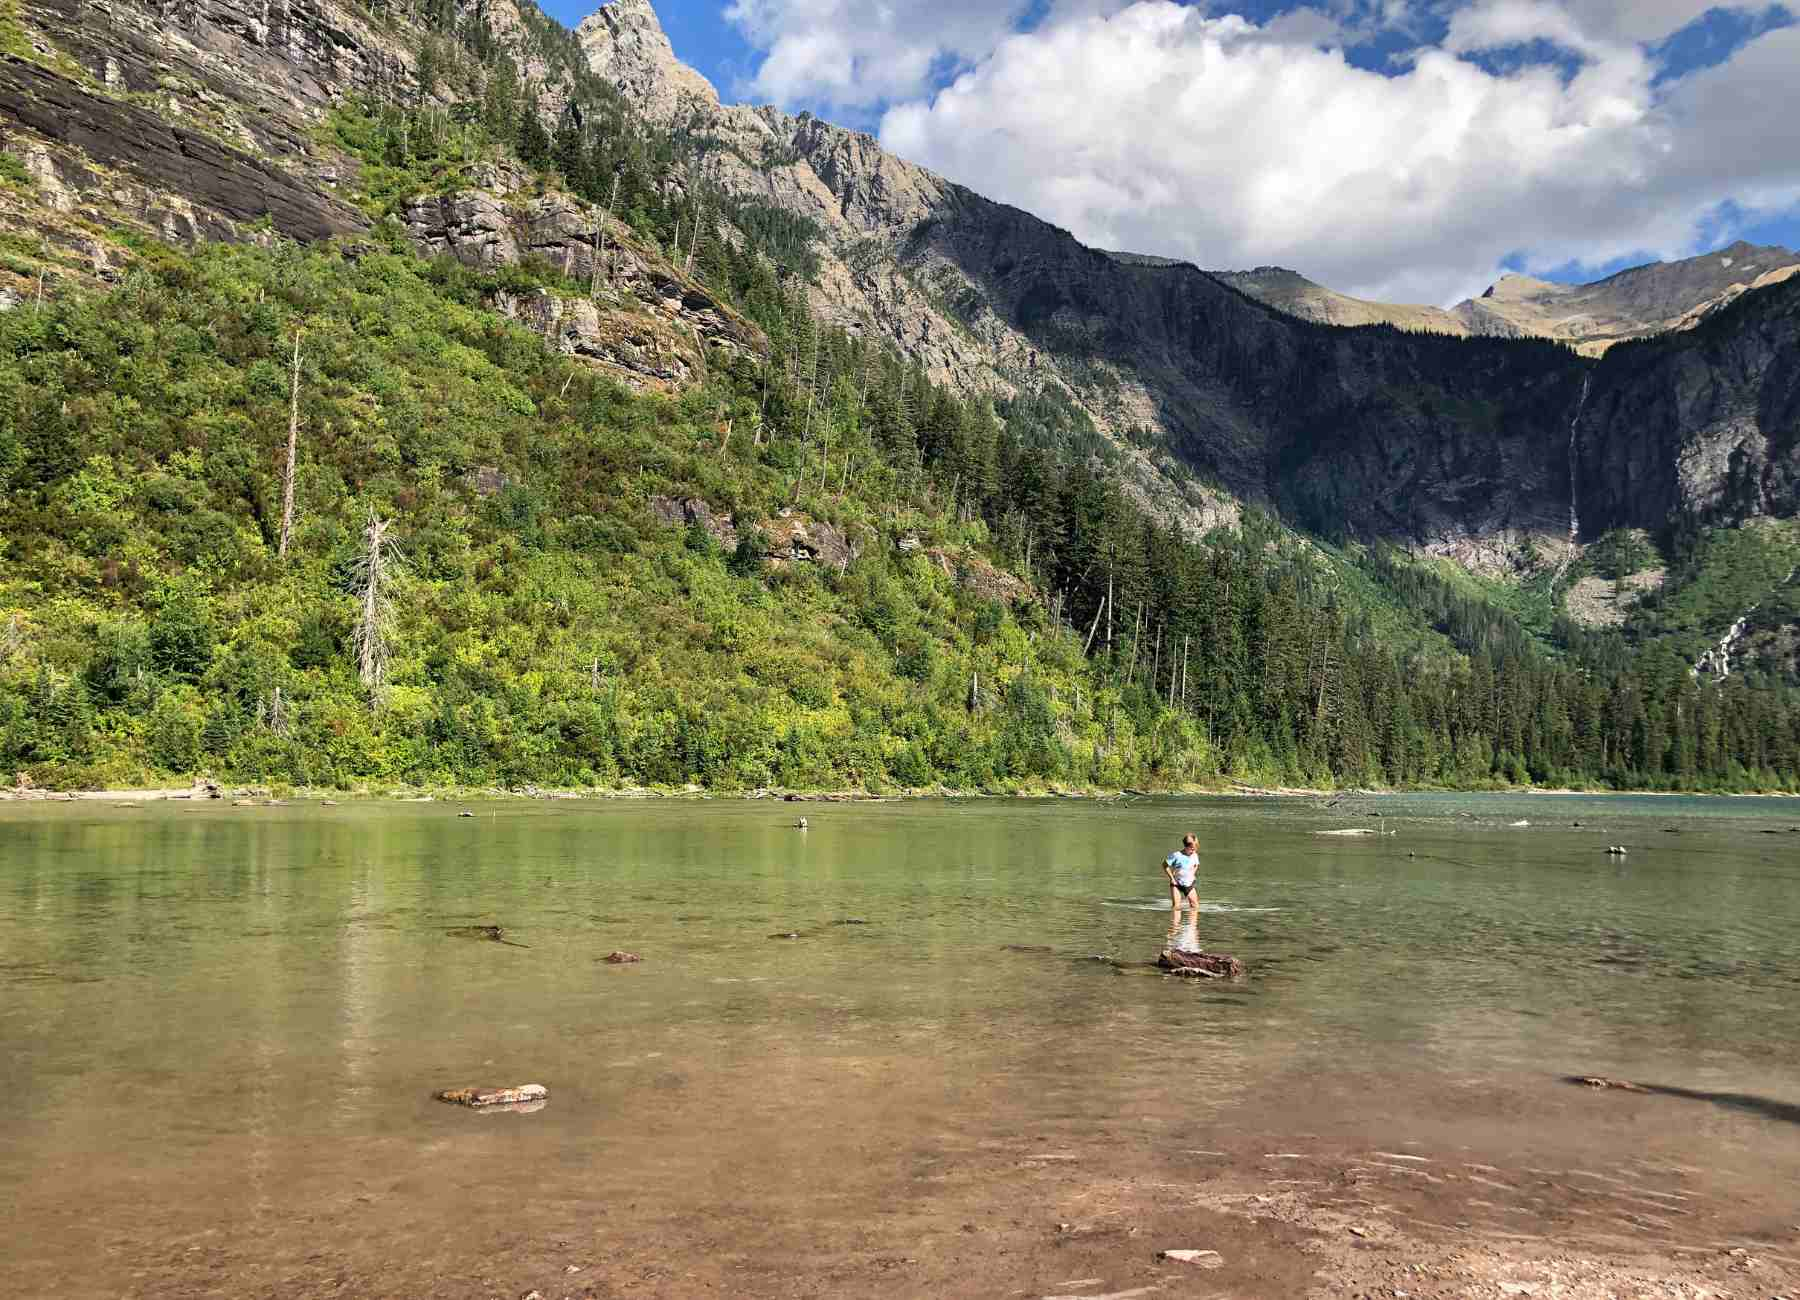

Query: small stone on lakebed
left=1160, top=1248, right=1223, bottom=1267
left=603, top=951, right=641, bottom=964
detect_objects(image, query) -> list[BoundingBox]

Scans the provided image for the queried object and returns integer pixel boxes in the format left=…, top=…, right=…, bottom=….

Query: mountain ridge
left=1218, top=241, right=1800, bottom=355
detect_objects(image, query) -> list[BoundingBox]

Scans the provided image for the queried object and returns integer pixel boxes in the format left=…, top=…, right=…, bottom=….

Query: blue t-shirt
left=1166, top=850, right=1199, bottom=888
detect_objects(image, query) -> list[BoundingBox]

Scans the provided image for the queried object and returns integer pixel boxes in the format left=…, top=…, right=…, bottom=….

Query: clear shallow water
left=3, top=793, right=1799, bottom=1293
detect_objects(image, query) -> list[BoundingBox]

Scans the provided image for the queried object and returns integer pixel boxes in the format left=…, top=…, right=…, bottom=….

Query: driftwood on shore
left=434, top=1084, right=549, bottom=1108
left=1159, top=949, right=1246, bottom=979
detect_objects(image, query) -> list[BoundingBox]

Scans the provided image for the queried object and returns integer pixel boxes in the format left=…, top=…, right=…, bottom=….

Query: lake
left=3, top=793, right=1799, bottom=1298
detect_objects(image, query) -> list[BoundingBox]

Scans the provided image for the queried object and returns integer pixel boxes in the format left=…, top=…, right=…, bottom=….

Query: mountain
left=575, top=0, right=1800, bottom=549
left=1222, top=243, right=1800, bottom=357
left=1209, top=265, right=1472, bottom=336
left=4, top=0, right=1794, bottom=559
left=1459, top=242, right=1800, bottom=352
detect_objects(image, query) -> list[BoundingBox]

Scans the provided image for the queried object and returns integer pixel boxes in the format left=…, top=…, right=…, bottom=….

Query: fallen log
left=1158, top=949, right=1246, bottom=979
left=445, top=924, right=530, bottom=948
left=434, top=1084, right=549, bottom=1108
left=1572, top=1075, right=1645, bottom=1092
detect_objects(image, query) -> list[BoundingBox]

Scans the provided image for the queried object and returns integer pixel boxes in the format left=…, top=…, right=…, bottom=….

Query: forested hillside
left=1, top=0, right=1797, bottom=794
left=2, top=231, right=1797, bottom=793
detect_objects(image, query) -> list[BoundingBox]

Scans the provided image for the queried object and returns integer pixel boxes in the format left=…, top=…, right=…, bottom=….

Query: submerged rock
left=1158, top=949, right=1246, bottom=979
left=603, top=951, right=642, bottom=964
left=434, top=1083, right=549, bottom=1108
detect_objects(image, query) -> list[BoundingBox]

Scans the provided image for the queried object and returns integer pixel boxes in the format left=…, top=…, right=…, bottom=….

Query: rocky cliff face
left=573, top=0, right=717, bottom=125
left=0, top=0, right=418, bottom=254
left=397, top=160, right=764, bottom=390
left=1579, top=277, right=1800, bottom=533
left=0, top=0, right=758, bottom=384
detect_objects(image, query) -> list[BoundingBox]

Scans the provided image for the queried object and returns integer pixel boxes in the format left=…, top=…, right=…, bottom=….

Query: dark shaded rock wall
left=1579, top=278, right=1800, bottom=532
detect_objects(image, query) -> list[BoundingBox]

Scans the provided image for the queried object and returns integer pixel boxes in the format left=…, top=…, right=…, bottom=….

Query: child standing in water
left=1164, top=833, right=1201, bottom=912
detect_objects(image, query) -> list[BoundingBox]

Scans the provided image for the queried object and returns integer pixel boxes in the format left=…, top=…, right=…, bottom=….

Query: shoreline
left=3, top=779, right=1795, bottom=804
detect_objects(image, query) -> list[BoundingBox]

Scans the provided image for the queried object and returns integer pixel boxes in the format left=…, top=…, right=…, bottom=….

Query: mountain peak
left=578, top=0, right=719, bottom=123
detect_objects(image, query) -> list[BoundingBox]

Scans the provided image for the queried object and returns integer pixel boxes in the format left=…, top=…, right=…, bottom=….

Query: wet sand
left=11, top=1048, right=1798, bottom=1299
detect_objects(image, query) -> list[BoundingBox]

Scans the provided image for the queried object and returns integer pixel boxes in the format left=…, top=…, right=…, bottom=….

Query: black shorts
left=1173, top=881, right=1197, bottom=898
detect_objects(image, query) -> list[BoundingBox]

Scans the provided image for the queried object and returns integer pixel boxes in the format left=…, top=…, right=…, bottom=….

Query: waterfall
left=1567, top=372, right=1591, bottom=543
left=1549, top=373, right=1592, bottom=592
left=1695, top=565, right=1799, bottom=680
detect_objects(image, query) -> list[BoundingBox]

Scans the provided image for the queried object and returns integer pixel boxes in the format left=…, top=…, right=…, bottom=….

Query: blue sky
left=549, top=1, right=1800, bottom=300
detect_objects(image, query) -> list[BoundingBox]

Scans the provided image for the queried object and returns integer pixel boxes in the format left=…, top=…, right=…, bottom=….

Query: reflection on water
left=2, top=793, right=1799, bottom=1291
left=1168, top=911, right=1201, bottom=954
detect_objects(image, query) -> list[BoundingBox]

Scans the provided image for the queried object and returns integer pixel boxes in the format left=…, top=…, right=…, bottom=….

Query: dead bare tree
left=351, top=514, right=402, bottom=696
left=589, top=211, right=602, bottom=298
left=593, top=173, right=621, bottom=298
left=258, top=685, right=289, bottom=737
left=277, top=328, right=303, bottom=559
left=1083, top=592, right=1107, bottom=656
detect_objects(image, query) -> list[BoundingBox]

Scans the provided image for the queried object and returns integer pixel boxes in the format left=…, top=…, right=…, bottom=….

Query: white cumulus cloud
left=872, top=2, right=1800, bottom=303
left=723, top=0, right=1036, bottom=107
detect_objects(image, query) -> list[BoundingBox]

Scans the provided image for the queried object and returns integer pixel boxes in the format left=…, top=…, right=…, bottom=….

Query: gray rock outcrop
left=647, top=496, right=863, bottom=571
left=398, top=162, right=765, bottom=387
left=574, top=0, right=721, bottom=125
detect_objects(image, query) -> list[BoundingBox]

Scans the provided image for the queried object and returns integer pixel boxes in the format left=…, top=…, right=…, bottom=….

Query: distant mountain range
left=1207, top=243, right=1800, bottom=355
